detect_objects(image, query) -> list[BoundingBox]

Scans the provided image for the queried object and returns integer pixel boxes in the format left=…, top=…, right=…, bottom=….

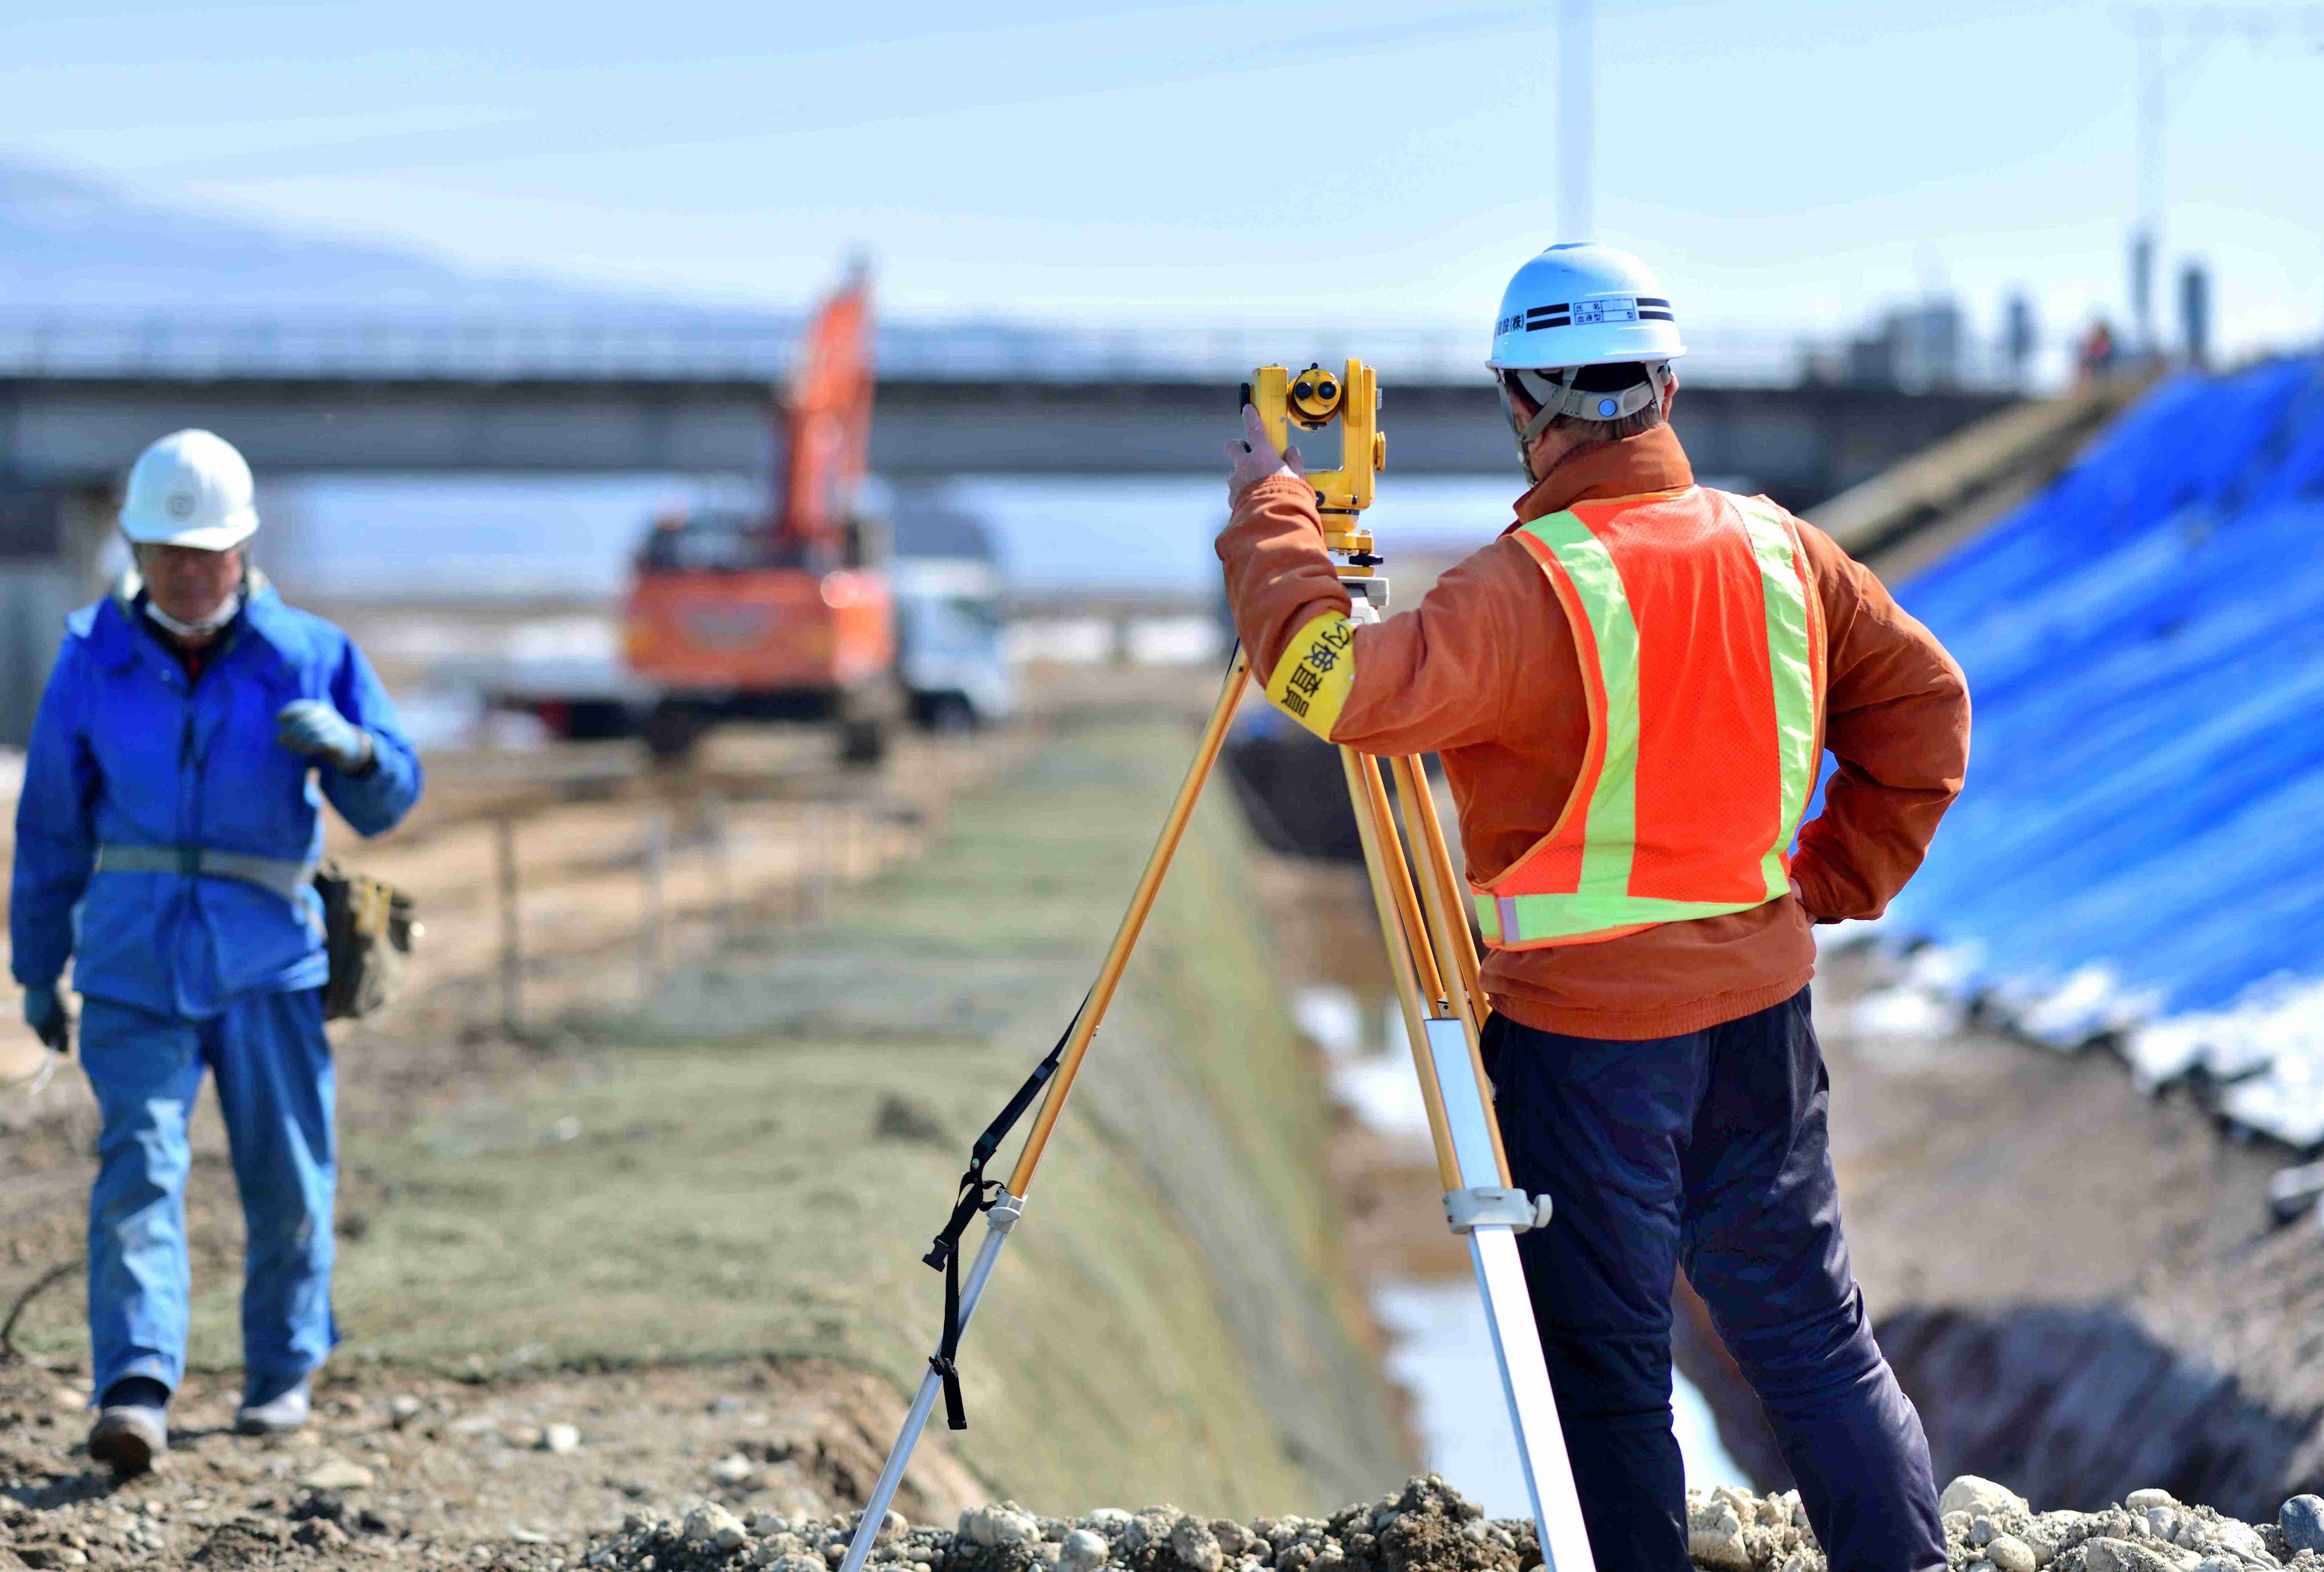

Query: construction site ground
left=0, top=666, right=1407, bottom=1569
left=6, top=649, right=2323, bottom=1565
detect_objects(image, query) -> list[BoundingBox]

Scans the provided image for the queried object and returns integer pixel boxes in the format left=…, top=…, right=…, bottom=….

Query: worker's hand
left=274, top=700, right=374, bottom=774
left=1227, top=404, right=1307, bottom=506
left=22, top=984, right=69, bottom=1054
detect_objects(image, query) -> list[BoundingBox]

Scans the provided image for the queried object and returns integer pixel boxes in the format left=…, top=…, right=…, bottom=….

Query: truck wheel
left=923, top=693, right=976, bottom=733
left=839, top=717, right=889, bottom=768
left=642, top=700, right=707, bottom=762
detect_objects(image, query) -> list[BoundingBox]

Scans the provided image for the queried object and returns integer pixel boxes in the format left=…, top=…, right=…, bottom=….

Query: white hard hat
left=1487, top=242, right=1685, bottom=372
left=119, top=429, right=257, bottom=551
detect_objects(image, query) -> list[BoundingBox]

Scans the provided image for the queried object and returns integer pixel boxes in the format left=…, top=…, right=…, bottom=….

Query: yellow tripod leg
left=1342, top=745, right=1596, bottom=1572
left=844, top=652, right=1250, bottom=1572
left=1007, top=648, right=1249, bottom=1196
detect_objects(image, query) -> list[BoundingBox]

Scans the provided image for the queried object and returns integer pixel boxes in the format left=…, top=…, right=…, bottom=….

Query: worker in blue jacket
left=11, top=429, right=421, bottom=1475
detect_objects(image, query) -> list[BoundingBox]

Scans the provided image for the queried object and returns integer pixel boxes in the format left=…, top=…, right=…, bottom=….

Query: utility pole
left=1559, top=0, right=1594, bottom=242
left=2118, top=5, right=2324, bottom=358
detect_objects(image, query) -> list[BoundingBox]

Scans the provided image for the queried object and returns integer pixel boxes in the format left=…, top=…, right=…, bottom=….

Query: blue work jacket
left=10, top=580, right=422, bottom=1019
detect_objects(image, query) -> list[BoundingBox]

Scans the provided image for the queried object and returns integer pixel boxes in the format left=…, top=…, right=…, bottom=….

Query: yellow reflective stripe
left=1734, top=497, right=1820, bottom=898
left=1497, top=890, right=1769, bottom=944
left=1263, top=611, right=1357, bottom=740
left=1515, top=511, right=1641, bottom=901
left=1473, top=890, right=1502, bottom=942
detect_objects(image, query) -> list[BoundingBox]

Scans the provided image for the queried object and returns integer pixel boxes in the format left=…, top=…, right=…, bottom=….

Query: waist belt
left=93, top=844, right=316, bottom=903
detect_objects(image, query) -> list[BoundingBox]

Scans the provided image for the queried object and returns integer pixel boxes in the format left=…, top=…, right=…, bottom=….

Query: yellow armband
left=1263, top=612, right=1357, bottom=740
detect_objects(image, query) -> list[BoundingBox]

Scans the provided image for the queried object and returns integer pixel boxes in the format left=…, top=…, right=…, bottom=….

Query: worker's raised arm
left=1215, top=464, right=1526, bottom=757
left=1789, top=524, right=1972, bottom=921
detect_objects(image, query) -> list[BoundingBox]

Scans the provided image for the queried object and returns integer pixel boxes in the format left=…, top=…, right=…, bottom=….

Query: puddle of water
left=1375, top=1278, right=1747, bottom=1517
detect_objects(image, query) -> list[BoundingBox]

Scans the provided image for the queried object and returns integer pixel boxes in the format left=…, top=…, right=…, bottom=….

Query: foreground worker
left=11, top=430, right=421, bottom=1474
left=1221, top=245, right=1967, bottom=1572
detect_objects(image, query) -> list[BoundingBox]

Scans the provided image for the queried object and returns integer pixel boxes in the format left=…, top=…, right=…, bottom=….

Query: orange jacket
left=1215, top=423, right=1971, bottom=1040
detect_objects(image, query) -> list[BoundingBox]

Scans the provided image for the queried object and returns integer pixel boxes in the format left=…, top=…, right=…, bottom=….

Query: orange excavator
left=623, top=263, right=902, bottom=765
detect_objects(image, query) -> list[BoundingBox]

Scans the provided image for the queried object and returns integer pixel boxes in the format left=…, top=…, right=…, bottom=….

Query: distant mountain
left=0, top=156, right=781, bottom=319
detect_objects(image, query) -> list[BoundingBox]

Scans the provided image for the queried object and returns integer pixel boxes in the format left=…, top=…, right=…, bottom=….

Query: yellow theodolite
left=1245, top=359, right=1388, bottom=608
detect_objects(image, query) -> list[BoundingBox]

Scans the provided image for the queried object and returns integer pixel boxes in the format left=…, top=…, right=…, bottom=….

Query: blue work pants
left=80, top=988, right=336, bottom=1401
left=1483, top=990, right=1946, bottom=1572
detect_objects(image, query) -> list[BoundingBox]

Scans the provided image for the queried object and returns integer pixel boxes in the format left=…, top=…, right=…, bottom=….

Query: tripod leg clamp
left=1443, top=1186, right=1553, bottom=1234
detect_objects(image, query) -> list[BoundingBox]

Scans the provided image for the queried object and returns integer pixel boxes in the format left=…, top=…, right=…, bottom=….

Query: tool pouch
left=317, top=861, right=420, bottom=1021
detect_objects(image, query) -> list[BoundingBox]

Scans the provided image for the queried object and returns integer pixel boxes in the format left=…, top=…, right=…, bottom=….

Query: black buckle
left=177, top=846, right=201, bottom=877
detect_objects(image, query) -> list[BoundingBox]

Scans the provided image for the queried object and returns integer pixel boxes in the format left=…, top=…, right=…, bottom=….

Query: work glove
left=1226, top=403, right=1308, bottom=506
left=275, top=699, right=374, bottom=774
left=23, top=984, right=70, bottom=1054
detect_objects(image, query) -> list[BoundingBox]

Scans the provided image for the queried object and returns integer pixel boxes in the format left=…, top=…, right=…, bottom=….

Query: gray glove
left=23, top=984, right=69, bottom=1053
left=275, top=699, right=374, bottom=773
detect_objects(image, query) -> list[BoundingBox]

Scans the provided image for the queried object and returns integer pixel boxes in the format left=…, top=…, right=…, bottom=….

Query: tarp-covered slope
left=1880, top=353, right=2324, bottom=1142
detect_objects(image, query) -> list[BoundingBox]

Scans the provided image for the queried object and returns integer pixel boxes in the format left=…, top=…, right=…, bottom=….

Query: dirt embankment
left=1, top=694, right=1408, bottom=1568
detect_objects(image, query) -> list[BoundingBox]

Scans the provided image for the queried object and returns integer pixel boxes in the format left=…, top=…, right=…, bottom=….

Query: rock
left=1172, top=1516, right=1225, bottom=1572
left=1083, top=1512, right=1133, bottom=1540
left=711, top=1454, right=761, bottom=1488
left=2282, top=1500, right=2324, bottom=1556
left=1122, top=1512, right=1179, bottom=1556
left=293, top=1518, right=351, bottom=1549
left=1687, top=1502, right=1752, bottom=1571
left=773, top=1559, right=825, bottom=1572
left=300, top=1459, right=375, bottom=1492
left=1990, top=1535, right=2039, bottom=1572
left=1944, top=1479, right=2033, bottom=1520
left=388, top=1395, right=425, bottom=1426
left=506, top=1424, right=546, bottom=1450
left=2204, top=1520, right=2267, bottom=1561
left=2085, top=1537, right=2180, bottom=1572
left=685, top=1503, right=749, bottom=1550
left=1974, top=1517, right=2000, bottom=1548
left=2129, top=1494, right=2183, bottom=1515
left=1061, top=1529, right=1110, bottom=1572
left=542, top=1423, right=582, bottom=1455
left=962, top=1506, right=1041, bottom=1549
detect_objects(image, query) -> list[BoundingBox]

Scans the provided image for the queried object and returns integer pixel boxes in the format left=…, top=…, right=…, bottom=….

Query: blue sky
left=3, top=0, right=2319, bottom=359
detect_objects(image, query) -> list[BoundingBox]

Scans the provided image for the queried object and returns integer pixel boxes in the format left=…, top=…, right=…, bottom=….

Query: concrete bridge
left=0, top=311, right=2019, bottom=503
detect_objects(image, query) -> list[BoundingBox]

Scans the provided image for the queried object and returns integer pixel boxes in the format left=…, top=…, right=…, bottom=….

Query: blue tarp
left=1881, top=354, right=2324, bottom=1051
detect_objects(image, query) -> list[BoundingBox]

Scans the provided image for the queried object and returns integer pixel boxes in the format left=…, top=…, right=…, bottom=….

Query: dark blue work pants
left=1483, top=989, right=1945, bottom=1572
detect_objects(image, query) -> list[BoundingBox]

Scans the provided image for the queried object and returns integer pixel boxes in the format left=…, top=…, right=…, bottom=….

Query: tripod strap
left=920, top=995, right=1087, bottom=1429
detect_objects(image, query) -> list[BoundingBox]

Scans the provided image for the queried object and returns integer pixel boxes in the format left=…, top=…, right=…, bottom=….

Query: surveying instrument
left=838, top=361, right=1596, bottom=1572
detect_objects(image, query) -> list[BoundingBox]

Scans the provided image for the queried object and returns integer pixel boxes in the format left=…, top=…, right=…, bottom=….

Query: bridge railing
left=0, top=311, right=2043, bottom=392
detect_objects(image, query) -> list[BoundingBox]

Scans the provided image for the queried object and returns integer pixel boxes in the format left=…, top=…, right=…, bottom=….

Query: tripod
left=838, top=369, right=1595, bottom=1572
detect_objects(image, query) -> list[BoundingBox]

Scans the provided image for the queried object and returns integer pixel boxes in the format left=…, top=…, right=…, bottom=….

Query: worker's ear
left=1660, top=368, right=1680, bottom=419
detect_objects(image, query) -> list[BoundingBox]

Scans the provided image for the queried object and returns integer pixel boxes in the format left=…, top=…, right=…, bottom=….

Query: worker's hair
left=1545, top=362, right=1668, bottom=441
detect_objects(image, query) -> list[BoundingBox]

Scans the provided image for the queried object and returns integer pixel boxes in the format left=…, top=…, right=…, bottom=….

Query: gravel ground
left=0, top=1353, right=980, bottom=1570
left=572, top=1474, right=2324, bottom=1572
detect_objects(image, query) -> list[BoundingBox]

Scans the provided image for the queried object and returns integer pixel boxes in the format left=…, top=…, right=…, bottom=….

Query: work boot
left=236, top=1377, right=311, bottom=1436
left=88, top=1380, right=170, bottom=1476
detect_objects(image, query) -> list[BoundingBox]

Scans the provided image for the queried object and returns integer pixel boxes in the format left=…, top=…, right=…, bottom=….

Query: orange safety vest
left=1473, top=485, right=1825, bottom=950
